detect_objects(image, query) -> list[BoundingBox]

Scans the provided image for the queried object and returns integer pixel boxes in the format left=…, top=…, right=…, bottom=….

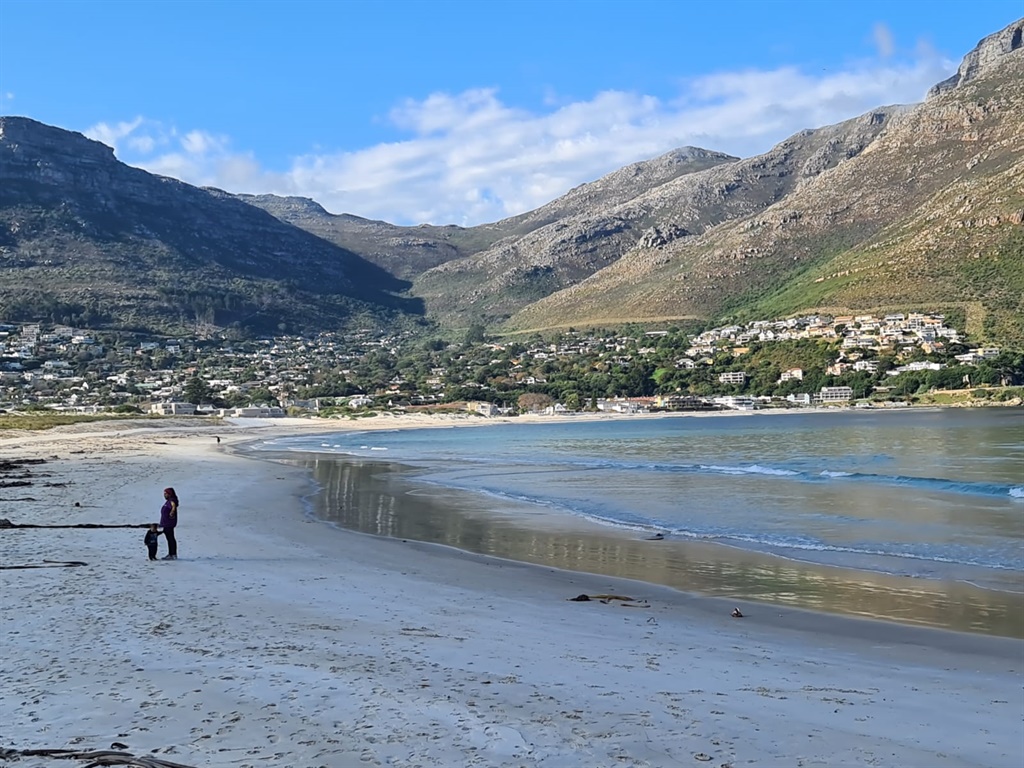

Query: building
left=149, top=401, right=197, bottom=416
left=466, top=400, right=499, bottom=417
left=713, top=395, right=756, bottom=410
left=818, top=386, right=853, bottom=403
left=654, top=394, right=716, bottom=410
left=718, top=371, right=747, bottom=385
left=217, top=406, right=285, bottom=418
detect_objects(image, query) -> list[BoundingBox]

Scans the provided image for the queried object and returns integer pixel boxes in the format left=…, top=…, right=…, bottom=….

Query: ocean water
left=253, top=408, right=1024, bottom=635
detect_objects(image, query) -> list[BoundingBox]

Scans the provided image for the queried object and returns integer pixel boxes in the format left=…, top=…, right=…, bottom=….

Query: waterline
left=286, top=454, right=1024, bottom=638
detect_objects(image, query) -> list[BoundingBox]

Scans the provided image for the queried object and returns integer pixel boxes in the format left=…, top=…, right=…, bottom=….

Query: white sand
left=1, top=418, right=1021, bottom=767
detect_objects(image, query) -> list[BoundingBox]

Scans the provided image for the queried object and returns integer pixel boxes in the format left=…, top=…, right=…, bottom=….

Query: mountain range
left=1, top=18, right=1021, bottom=343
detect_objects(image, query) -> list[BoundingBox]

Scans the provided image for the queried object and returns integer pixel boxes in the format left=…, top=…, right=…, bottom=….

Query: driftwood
left=567, top=593, right=635, bottom=602
left=0, top=458, right=47, bottom=470
left=1, top=520, right=149, bottom=569
left=567, top=593, right=650, bottom=607
left=0, top=519, right=148, bottom=530
left=1, top=560, right=88, bottom=570
left=0, top=747, right=197, bottom=767
left=0, top=458, right=48, bottom=489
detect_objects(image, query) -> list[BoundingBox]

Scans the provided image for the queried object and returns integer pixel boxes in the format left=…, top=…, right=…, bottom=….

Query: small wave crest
left=700, top=464, right=800, bottom=477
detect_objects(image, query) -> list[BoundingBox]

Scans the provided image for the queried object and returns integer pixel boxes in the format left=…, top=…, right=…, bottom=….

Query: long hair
left=163, top=487, right=179, bottom=502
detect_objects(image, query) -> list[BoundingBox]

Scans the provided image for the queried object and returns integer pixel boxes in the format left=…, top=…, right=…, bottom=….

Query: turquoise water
left=257, top=408, right=1024, bottom=596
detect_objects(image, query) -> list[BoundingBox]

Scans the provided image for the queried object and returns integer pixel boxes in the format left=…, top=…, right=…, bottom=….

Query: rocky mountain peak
left=0, top=115, right=115, bottom=164
left=1, top=116, right=120, bottom=198
left=234, top=193, right=329, bottom=218
left=927, top=18, right=1023, bottom=98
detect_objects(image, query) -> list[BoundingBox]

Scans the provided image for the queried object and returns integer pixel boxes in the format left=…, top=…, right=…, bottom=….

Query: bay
left=253, top=407, right=1024, bottom=636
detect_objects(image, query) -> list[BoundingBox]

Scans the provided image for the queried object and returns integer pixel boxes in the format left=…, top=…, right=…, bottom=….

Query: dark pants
left=164, top=527, right=177, bottom=557
left=147, top=544, right=158, bottom=560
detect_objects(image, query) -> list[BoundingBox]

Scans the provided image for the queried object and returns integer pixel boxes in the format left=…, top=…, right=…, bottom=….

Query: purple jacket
left=160, top=499, right=178, bottom=529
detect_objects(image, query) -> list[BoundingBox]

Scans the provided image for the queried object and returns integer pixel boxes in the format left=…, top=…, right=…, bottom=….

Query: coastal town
left=0, top=311, right=1019, bottom=418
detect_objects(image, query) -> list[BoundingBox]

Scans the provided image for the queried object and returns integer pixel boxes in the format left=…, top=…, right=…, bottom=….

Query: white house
left=149, top=401, right=197, bottom=416
left=714, top=395, right=756, bottom=410
left=467, top=401, right=499, bottom=417
left=718, top=371, right=747, bottom=385
left=218, top=406, right=285, bottom=418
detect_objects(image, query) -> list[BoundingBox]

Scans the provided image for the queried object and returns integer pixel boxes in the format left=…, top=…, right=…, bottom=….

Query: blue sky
left=1, top=1, right=1021, bottom=226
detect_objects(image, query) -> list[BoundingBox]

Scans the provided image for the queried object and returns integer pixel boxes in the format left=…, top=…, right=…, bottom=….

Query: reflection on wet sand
left=295, top=455, right=1023, bottom=639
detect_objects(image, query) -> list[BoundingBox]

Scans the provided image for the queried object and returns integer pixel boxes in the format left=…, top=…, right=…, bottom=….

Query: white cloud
left=873, top=23, right=896, bottom=58
left=180, top=129, right=228, bottom=156
left=90, top=47, right=954, bottom=227
left=126, top=134, right=156, bottom=154
left=85, top=117, right=144, bottom=150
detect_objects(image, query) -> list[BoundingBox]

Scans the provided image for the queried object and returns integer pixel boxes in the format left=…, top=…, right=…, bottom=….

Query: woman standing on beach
left=160, top=487, right=179, bottom=560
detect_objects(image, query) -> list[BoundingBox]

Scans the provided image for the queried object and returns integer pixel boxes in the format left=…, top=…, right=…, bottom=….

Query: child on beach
left=144, top=524, right=163, bottom=561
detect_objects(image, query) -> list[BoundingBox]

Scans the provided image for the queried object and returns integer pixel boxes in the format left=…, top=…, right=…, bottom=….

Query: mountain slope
left=0, top=118, right=421, bottom=335
left=242, top=146, right=735, bottom=287
left=237, top=194, right=502, bottom=281
left=1, top=19, right=1020, bottom=344
left=411, top=113, right=903, bottom=327
left=506, top=19, right=1024, bottom=343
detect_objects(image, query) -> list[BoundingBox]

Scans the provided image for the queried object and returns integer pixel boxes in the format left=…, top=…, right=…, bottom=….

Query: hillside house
left=718, top=371, right=747, bottom=385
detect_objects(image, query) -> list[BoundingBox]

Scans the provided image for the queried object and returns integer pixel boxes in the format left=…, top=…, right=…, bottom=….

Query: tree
left=464, top=323, right=487, bottom=345
left=978, top=351, right=1024, bottom=386
left=423, top=338, right=447, bottom=352
left=243, top=387, right=277, bottom=405
left=183, top=376, right=213, bottom=405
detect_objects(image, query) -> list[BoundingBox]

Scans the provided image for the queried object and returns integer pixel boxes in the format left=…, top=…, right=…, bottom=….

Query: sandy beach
left=1, top=416, right=1022, bottom=768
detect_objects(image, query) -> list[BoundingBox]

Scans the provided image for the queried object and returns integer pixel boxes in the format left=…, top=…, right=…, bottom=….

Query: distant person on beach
left=144, top=524, right=163, bottom=561
left=160, top=487, right=179, bottom=560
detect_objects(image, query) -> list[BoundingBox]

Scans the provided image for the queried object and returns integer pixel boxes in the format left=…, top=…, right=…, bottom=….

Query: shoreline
left=236, top=408, right=1024, bottom=639
left=257, top=448, right=1024, bottom=639
left=2, top=419, right=1023, bottom=766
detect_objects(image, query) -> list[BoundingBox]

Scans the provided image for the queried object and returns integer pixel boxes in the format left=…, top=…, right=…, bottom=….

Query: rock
left=928, top=19, right=1023, bottom=99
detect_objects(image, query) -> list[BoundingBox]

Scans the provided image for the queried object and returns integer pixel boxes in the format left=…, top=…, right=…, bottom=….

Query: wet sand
left=287, top=453, right=1024, bottom=638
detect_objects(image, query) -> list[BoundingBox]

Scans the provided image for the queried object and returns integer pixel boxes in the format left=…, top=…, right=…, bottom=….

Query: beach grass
left=0, top=412, right=223, bottom=431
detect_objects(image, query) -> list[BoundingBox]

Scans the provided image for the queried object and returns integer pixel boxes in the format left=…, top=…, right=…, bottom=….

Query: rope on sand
left=0, top=748, right=197, bottom=768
